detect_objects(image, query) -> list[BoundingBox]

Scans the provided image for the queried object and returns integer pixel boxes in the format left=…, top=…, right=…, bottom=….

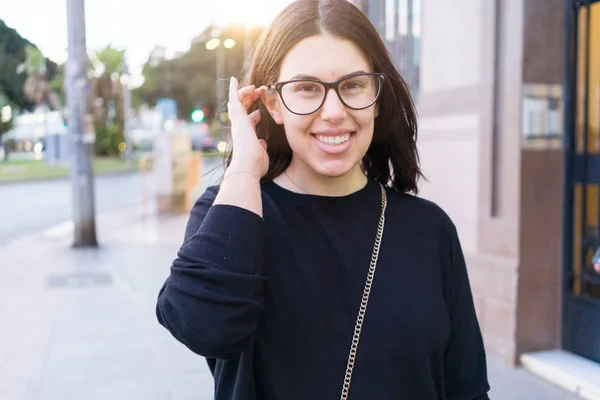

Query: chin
left=311, top=159, right=358, bottom=178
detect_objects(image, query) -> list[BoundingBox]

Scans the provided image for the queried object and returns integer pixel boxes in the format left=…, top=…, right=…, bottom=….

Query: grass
left=202, top=150, right=225, bottom=158
left=0, top=156, right=138, bottom=184
left=0, top=150, right=221, bottom=183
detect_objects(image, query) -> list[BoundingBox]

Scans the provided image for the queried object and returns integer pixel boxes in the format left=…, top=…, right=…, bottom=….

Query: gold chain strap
left=340, top=182, right=387, bottom=400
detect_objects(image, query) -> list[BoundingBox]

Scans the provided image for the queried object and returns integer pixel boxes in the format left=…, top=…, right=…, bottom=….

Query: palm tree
left=91, top=44, right=125, bottom=120
left=16, top=45, right=61, bottom=112
left=90, top=44, right=126, bottom=156
left=0, top=93, right=13, bottom=160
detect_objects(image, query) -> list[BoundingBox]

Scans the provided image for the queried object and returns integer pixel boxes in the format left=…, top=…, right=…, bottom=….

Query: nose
left=320, top=88, right=347, bottom=122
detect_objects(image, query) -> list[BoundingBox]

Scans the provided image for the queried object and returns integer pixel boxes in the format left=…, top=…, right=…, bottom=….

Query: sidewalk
left=0, top=204, right=581, bottom=400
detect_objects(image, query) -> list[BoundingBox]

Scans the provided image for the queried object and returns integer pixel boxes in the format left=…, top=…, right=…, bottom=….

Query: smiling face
left=262, top=34, right=379, bottom=182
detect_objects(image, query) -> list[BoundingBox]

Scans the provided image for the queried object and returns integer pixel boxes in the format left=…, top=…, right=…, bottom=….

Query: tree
left=16, top=44, right=61, bottom=112
left=0, top=93, right=13, bottom=143
left=0, top=19, right=59, bottom=111
left=49, top=66, right=66, bottom=107
left=134, top=24, right=264, bottom=124
left=90, top=44, right=126, bottom=156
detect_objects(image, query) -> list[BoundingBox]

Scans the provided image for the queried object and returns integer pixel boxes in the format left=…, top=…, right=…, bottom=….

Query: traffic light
left=191, top=109, right=204, bottom=123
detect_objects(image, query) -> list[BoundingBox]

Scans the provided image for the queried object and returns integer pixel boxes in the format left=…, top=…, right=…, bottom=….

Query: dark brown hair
left=228, top=0, right=423, bottom=194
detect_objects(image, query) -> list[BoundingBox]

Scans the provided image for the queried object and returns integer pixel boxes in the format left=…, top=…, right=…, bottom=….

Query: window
left=366, top=0, right=421, bottom=101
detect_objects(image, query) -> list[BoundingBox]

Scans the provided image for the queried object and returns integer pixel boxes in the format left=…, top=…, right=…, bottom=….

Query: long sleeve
left=443, top=224, right=491, bottom=400
left=156, top=186, right=267, bottom=359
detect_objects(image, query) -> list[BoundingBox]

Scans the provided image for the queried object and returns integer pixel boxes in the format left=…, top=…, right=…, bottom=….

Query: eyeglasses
left=267, top=72, right=385, bottom=115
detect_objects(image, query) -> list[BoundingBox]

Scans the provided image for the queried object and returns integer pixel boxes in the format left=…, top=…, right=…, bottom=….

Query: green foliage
left=92, top=44, right=126, bottom=76
left=94, top=122, right=124, bottom=157
left=49, top=66, right=65, bottom=106
left=4, top=138, right=16, bottom=151
left=134, top=24, right=264, bottom=122
left=0, top=93, right=12, bottom=140
left=0, top=19, right=58, bottom=111
left=16, top=45, right=46, bottom=75
left=0, top=118, right=12, bottom=141
left=90, top=44, right=127, bottom=156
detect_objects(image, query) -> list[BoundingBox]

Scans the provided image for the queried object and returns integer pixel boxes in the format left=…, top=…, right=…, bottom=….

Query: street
left=0, top=156, right=223, bottom=246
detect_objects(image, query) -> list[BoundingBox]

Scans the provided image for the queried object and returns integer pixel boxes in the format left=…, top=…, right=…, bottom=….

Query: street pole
left=244, top=27, right=252, bottom=68
left=122, top=53, right=133, bottom=167
left=216, top=42, right=225, bottom=140
left=65, top=0, right=98, bottom=247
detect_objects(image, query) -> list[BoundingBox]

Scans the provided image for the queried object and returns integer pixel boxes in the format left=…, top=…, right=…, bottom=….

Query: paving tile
left=88, top=379, right=172, bottom=400
left=168, top=373, right=214, bottom=400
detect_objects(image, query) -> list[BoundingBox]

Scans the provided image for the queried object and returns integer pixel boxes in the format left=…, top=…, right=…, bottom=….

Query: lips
left=311, top=132, right=355, bottom=155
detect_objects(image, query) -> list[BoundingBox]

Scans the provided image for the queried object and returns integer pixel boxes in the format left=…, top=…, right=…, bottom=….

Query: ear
left=374, top=102, right=380, bottom=118
left=260, top=87, right=284, bottom=125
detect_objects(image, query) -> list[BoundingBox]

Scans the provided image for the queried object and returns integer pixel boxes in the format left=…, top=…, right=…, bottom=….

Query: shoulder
left=385, top=188, right=458, bottom=241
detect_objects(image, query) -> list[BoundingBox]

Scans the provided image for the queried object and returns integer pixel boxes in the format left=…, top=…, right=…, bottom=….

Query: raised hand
left=227, top=77, right=269, bottom=178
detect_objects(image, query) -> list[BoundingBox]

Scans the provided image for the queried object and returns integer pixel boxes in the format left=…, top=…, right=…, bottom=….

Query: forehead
left=278, top=34, right=372, bottom=81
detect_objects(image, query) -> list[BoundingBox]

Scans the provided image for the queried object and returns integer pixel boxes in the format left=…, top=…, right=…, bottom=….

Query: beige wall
left=421, top=0, right=483, bottom=92
left=476, top=0, right=525, bottom=364
left=418, top=0, right=525, bottom=364
left=418, top=0, right=566, bottom=365
left=417, top=115, right=480, bottom=253
left=417, top=0, right=484, bottom=254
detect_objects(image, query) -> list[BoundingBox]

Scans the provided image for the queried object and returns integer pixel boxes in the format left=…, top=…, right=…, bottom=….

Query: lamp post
left=120, top=53, right=133, bottom=167
left=65, top=0, right=98, bottom=247
left=206, top=32, right=236, bottom=139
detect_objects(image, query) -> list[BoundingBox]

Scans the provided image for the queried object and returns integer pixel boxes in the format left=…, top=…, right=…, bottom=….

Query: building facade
left=351, top=0, right=600, bottom=388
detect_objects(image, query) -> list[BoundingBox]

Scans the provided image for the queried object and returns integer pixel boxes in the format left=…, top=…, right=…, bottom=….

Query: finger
left=248, top=109, right=261, bottom=127
left=252, top=88, right=262, bottom=101
left=238, top=85, right=256, bottom=96
left=258, top=139, right=268, bottom=152
left=228, top=77, right=243, bottom=112
left=257, top=86, right=270, bottom=104
left=228, top=77, right=239, bottom=100
left=241, top=88, right=262, bottom=110
left=238, top=88, right=256, bottom=107
left=257, top=86, right=269, bottom=96
left=241, top=94, right=255, bottom=110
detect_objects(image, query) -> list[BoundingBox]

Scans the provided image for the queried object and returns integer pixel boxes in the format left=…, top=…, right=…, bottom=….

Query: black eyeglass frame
left=267, top=72, right=386, bottom=116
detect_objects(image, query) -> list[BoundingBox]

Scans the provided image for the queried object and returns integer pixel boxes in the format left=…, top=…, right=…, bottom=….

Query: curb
left=0, top=169, right=139, bottom=186
left=0, top=202, right=166, bottom=250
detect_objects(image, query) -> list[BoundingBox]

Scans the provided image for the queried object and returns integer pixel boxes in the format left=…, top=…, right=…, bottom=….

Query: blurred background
left=0, top=0, right=599, bottom=399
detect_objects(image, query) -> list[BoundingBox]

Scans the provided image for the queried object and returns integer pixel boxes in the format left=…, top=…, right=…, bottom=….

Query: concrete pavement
left=0, top=205, right=214, bottom=400
left=0, top=155, right=223, bottom=245
left=0, top=198, right=581, bottom=399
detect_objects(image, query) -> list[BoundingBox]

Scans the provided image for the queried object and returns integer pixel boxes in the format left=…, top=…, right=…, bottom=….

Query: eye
left=290, top=82, right=322, bottom=93
left=341, top=78, right=367, bottom=91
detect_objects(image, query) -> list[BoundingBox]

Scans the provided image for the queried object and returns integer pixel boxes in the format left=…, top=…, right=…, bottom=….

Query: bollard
left=139, top=153, right=152, bottom=217
left=185, top=152, right=202, bottom=212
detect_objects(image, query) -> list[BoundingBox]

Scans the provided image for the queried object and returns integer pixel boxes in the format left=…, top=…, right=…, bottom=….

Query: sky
left=1, top=0, right=294, bottom=83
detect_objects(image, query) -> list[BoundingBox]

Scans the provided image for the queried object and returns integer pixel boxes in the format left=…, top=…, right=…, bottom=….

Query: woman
left=156, top=0, right=490, bottom=399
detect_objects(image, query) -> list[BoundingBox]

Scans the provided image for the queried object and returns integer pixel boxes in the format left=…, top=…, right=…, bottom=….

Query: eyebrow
left=287, top=70, right=368, bottom=81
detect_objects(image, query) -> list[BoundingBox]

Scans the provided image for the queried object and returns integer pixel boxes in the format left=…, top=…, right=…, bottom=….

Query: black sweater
left=156, top=180, right=490, bottom=400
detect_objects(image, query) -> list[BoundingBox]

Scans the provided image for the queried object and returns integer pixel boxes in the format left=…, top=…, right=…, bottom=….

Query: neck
left=275, top=158, right=368, bottom=197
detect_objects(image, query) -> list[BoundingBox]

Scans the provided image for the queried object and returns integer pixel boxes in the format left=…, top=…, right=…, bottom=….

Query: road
left=0, top=156, right=223, bottom=245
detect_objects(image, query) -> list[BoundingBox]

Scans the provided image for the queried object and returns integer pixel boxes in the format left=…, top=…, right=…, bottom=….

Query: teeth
left=317, top=133, right=351, bottom=145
